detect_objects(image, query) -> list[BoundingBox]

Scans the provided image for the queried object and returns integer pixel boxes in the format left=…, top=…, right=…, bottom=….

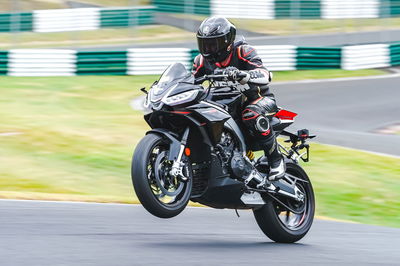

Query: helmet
left=196, top=17, right=236, bottom=63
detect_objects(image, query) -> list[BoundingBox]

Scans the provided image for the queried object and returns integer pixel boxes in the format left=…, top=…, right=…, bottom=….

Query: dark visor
left=197, top=35, right=228, bottom=56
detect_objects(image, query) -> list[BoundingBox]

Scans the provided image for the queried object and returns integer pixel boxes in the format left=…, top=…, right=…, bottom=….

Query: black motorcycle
left=131, top=63, right=315, bottom=243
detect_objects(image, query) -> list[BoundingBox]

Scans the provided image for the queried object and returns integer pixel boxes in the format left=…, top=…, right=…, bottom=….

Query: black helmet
left=196, top=17, right=236, bottom=63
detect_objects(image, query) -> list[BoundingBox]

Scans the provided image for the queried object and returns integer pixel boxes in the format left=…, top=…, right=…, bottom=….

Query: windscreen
left=150, top=63, right=194, bottom=102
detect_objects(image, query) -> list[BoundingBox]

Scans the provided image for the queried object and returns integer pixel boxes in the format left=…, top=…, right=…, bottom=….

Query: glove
left=215, top=67, right=250, bottom=84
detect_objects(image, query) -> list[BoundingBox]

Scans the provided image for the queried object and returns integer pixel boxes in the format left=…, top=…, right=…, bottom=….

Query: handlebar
left=194, top=74, right=228, bottom=84
left=194, top=72, right=248, bottom=85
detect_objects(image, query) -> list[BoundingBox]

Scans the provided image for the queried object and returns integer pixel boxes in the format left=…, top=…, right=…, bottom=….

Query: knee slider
left=242, top=106, right=271, bottom=138
left=255, top=116, right=270, bottom=134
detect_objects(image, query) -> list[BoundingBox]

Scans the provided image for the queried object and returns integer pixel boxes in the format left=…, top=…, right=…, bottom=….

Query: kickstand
left=235, top=209, right=240, bottom=218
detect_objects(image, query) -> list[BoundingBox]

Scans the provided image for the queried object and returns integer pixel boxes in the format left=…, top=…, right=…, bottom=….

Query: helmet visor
left=197, top=35, right=228, bottom=57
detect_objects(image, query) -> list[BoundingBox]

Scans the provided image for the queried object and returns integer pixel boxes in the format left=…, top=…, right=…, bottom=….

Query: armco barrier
left=100, top=7, right=154, bottom=27
left=211, top=0, right=274, bottom=19
left=0, top=13, right=33, bottom=32
left=297, top=47, right=341, bottom=69
left=341, top=44, right=390, bottom=70
left=252, top=45, right=297, bottom=71
left=8, top=49, right=76, bottom=76
left=390, top=42, right=400, bottom=65
left=1, top=43, right=398, bottom=76
left=0, top=6, right=154, bottom=33
left=0, top=51, right=7, bottom=75
left=275, top=0, right=321, bottom=19
left=154, top=0, right=211, bottom=15
left=153, top=0, right=400, bottom=19
left=77, top=51, right=128, bottom=75
left=128, top=48, right=191, bottom=75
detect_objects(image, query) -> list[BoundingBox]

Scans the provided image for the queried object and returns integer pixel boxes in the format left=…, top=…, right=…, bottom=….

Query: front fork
left=169, top=127, right=190, bottom=181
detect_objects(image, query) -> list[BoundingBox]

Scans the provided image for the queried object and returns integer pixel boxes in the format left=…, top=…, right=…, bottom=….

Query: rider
left=192, top=16, right=285, bottom=181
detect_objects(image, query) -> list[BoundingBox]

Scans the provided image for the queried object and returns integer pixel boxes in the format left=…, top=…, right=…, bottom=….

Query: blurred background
left=0, top=0, right=399, bottom=228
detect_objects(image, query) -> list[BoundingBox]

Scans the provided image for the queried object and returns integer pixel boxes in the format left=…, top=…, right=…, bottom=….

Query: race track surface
left=0, top=200, right=399, bottom=266
left=273, top=75, right=400, bottom=156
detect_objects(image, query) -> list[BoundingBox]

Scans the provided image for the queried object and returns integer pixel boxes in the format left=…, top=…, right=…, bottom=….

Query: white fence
left=341, top=44, right=390, bottom=70
left=322, top=0, right=380, bottom=19
left=256, top=45, right=297, bottom=71
left=211, top=0, right=275, bottom=19
left=3, top=43, right=397, bottom=76
left=33, top=8, right=100, bottom=33
left=127, top=48, right=191, bottom=75
left=8, top=49, right=77, bottom=76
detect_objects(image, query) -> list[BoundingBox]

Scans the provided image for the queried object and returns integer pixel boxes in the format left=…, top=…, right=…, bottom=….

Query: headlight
left=162, top=90, right=198, bottom=106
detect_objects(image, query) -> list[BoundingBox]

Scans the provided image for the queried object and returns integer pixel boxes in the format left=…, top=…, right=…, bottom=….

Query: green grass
left=0, top=25, right=194, bottom=49
left=0, top=74, right=398, bottom=227
left=0, top=0, right=150, bottom=11
left=0, top=1, right=64, bottom=12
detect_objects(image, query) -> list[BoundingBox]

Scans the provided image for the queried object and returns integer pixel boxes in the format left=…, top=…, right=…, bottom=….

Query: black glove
left=214, top=67, right=249, bottom=83
left=223, top=66, right=241, bottom=81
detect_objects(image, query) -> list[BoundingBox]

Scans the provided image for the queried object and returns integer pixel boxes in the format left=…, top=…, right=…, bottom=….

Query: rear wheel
left=253, top=162, right=315, bottom=243
left=131, top=133, right=192, bottom=218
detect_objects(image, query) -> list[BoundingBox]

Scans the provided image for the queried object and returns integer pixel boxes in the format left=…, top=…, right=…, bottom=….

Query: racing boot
left=264, top=137, right=286, bottom=181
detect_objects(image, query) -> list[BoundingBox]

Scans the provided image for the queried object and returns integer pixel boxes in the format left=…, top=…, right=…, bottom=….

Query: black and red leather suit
left=192, top=40, right=282, bottom=165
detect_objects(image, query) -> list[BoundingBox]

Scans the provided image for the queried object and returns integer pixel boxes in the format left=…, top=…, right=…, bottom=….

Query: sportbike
left=131, top=63, right=315, bottom=243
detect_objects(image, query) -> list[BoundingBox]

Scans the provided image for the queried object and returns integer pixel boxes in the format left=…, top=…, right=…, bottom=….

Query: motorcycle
left=131, top=62, right=315, bottom=243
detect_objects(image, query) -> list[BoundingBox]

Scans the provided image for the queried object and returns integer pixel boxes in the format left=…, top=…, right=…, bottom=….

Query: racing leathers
left=192, top=41, right=285, bottom=180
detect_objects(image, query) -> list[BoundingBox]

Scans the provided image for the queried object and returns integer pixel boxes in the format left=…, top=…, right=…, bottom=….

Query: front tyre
left=131, top=133, right=192, bottom=218
left=253, top=162, right=315, bottom=243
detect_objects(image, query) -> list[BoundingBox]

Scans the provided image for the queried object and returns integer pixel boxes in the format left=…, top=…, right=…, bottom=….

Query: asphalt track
left=0, top=200, right=399, bottom=266
left=273, top=75, right=400, bottom=156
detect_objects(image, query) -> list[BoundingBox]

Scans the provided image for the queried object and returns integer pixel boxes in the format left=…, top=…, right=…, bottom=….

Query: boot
left=264, top=137, right=286, bottom=181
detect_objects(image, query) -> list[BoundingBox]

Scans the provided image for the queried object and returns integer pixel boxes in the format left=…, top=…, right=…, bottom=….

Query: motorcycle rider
left=192, top=16, right=285, bottom=181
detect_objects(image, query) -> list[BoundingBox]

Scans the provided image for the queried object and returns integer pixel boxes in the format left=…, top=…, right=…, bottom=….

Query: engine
left=215, top=131, right=236, bottom=174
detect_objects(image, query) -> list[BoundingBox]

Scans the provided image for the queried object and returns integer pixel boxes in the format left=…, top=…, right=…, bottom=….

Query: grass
left=0, top=74, right=398, bottom=227
left=0, top=0, right=150, bottom=11
left=0, top=25, right=194, bottom=49
left=0, top=1, right=64, bottom=12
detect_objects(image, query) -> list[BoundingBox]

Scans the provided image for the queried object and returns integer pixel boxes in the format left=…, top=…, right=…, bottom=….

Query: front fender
left=146, top=129, right=181, bottom=161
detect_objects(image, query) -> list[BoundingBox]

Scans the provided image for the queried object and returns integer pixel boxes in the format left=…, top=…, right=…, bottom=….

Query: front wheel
left=253, top=162, right=315, bottom=243
left=131, top=133, right=192, bottom=218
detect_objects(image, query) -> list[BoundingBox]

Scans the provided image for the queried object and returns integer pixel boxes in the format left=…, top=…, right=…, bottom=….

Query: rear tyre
left=131, top=133, right=192, bottom=218
left=253, top=162, right=315, bottom=243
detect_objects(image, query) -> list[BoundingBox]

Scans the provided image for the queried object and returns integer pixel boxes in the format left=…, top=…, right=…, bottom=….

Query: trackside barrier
left=0, top=13, right=33, bottom=32
left=211, top=0, right=275, bottom=19
left=0, top=51, right=8, bottom=75
left=2, top=43, right=398, bottom=76
left=322, top=0, right=379, bottom=19
left=153, top=0, right=400, bottom=19
left=0, top=6, right=154, bottom=33
left=256, top=45, right=297, bottom=71
left=390, top=42, right=400, bottom=66
left=153, top=0, right=211, bottom=15
left=127, top=48, right=191, bottom=75
left=297, top=47, right=341, bottom=69
left=8, top=49, right=76, bottom=76
left=341, top=44, right=390, bottom=70
left=77, top=51, right=128, bottom=75
left=34, top=8, right=100, bottom=32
